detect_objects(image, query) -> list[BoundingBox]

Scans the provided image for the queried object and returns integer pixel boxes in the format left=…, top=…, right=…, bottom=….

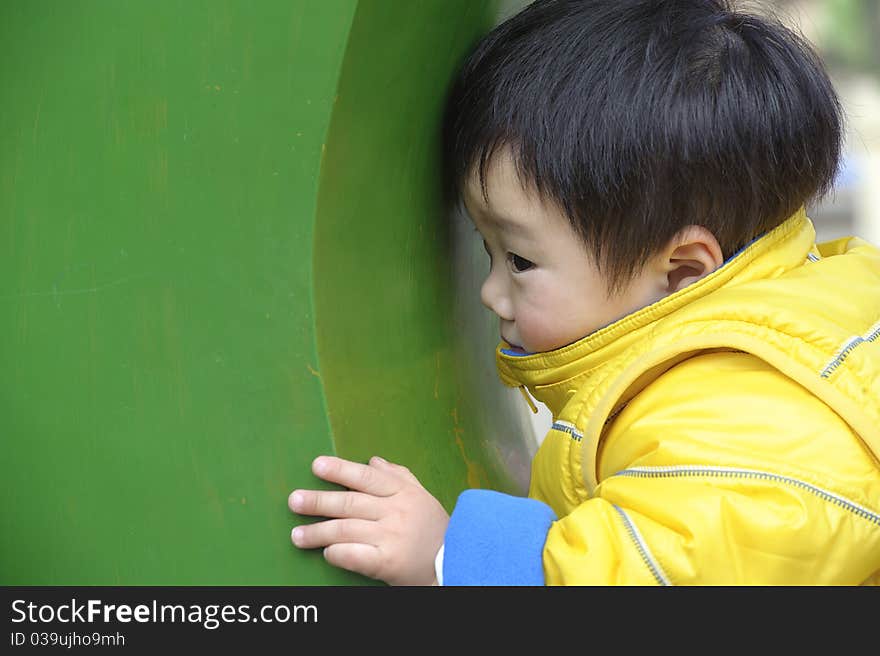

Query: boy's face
left=462, top=148, right=665, bottom=354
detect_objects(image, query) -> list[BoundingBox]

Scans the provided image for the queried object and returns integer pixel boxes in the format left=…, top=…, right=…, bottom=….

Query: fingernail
left=291, top=491, right=304, bottom=510
left=372, top=455, right=386, bottom=464
left=291, top=527, right=303, bottom=546
left=313, top=457, right=328, bottom=475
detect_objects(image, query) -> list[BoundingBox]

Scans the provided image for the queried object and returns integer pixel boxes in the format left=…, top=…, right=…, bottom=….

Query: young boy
left=288, top=0, right=880, bottom=585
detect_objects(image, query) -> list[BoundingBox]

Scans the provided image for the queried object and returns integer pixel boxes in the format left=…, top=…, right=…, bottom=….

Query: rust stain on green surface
left=451, top=407, right=486, bottom=489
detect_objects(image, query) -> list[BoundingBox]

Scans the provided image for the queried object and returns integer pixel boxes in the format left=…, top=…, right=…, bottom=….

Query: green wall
left=1, top=0, right=530, bottom=585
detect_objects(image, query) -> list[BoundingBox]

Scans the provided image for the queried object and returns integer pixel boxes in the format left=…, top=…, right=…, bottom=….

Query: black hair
left=441, top=0, right=844, bottom=292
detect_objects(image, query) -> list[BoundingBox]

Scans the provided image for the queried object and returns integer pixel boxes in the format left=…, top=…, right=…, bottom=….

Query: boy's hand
left=289, top=455, right=448, bottom=586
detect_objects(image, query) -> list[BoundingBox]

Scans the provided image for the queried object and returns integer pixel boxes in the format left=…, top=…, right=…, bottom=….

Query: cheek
left=515, top=287, right=604, bottom=352
left=520, top=318, right=578, bottom=351
left=514, top=298, right=568, bottom=351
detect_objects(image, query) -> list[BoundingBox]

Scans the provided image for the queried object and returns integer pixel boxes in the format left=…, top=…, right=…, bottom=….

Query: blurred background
left=494, top=0, right=880, bottom=443
left=773, top=0, right=880, bottom=244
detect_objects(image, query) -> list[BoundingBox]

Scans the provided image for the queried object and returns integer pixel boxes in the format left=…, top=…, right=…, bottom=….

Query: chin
left=501, top=337, right=530, bottom=354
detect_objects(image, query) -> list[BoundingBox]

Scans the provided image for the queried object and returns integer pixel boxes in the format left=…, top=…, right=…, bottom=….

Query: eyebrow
left=479, top=209, right=533, bottom=237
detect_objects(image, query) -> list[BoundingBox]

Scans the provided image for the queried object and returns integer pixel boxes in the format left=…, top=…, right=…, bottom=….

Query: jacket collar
left=494, top=208, right=815, bottom=417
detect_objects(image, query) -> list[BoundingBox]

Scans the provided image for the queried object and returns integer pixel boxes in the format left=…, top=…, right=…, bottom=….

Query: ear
left=660, top=225, right=724, bottom=293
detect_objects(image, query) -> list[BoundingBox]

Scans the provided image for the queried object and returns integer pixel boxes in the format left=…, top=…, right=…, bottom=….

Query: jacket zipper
left=612, top=505, right=672, bottom=585
left=819, top=318, right=880, bottom=378
left=613, top=465, right=880, bottom=527
left=609, top=465, right=880, bottom=585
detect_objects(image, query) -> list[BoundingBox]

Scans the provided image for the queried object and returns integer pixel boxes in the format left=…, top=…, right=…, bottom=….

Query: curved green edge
left=313, top=0, right=527, bottom=585
left=0, top=0, right=527, bottom=587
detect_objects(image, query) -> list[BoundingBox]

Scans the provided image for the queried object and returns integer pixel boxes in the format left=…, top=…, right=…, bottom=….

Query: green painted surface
left=314, top=0, right=519, bottom=515
left=0, top=0, right=357, bottom=585
left=1, top=0, right=519, bottom=586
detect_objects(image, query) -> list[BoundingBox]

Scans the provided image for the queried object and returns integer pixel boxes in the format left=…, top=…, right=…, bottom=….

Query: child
left=288, top=0, right=880, bottom=585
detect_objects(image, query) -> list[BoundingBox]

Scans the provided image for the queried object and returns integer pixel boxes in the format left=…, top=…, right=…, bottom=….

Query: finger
left=322, top=543, right=383, bottom=581
left=288, top=489, right=382, bottom=520
left=311, top=456, right=399, bottom=496
left=291, top=518, right=379, bottom=550
left=369, top=455, right=420, bottom=485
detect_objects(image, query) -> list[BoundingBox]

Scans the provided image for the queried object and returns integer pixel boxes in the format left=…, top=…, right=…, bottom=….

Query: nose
left=480, top=268, right=513, bottom=321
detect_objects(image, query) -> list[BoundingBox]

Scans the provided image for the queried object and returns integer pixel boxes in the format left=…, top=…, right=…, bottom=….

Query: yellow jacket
left=489, top=209, right=880, bottom=585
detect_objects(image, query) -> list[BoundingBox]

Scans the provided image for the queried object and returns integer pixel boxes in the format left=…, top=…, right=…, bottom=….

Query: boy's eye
left=509, top=253, right=534, bottom=272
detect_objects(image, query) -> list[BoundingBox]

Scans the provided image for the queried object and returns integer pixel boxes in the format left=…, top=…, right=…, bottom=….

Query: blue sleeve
left=442, top=489, right=557, bottom=586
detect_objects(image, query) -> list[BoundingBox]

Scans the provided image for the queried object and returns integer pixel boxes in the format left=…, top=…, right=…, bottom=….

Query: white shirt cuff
left=434, top=543, right=445, bottom=586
